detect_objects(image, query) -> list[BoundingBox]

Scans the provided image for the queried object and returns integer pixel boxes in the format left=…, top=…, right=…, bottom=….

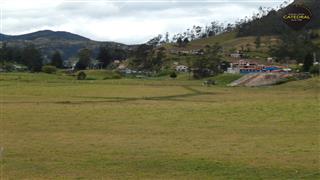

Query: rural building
left=227, top=60, right=261, bottom=74
left=230, top=53, right=241, bottom=58
left=175, top=65, right=189, bottom=72
left=113, top=60, right=121, bottom=64
left=88, top=60, right=103, bottom=69
left=267, top=57, right=274, bottom=64
left=117, top=64, right=127, bottom=70
left=227, top=59, right=289, bottom=74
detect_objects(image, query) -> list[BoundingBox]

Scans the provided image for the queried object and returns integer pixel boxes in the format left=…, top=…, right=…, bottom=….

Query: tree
left=0, top=43, right=22, bottom=64
left=130, top=44, right=166, bottom=72
left=170, top=71, right=177, bottom=79
left=204, top=43, right=223, bottom=74
left=309, top=64, right=320, bottom=75
left=270, top=31, right=319, bottom=63
left=42, top=65, right=57, bottom=74
left=151, top=47, right=166, bottom=72
left=146, top=34, right=162, bottom=47
left=77, top=71, right=87, bottom=80
left=165, top=32, right=170, bottom=43
left=21, top=45, right=43, bottom=72
left=192, top=43, right=223, bottom=78
left=75, top=48, right=91, bottom=70
left=176, top=37, right=183, bottom=47
left=255, top=35, right=261, bottom=49
left=303, top=53, right=313, bottom=72
left=51, top=51, right=63, bottom=68
left=113, top=48, right=127, bottom=60
left=130, top=44, right=153, bottom=70
left=0, top=43, right=10, bottom=63
left=97, top=46, right=112, bottom=68
left=194, top=26, right=202, bottom=38
left=183, top=38, right=189, bottom=46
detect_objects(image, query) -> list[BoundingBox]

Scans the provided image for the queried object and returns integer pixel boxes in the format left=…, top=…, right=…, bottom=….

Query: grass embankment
left=0, top=73, right=319, bottom=179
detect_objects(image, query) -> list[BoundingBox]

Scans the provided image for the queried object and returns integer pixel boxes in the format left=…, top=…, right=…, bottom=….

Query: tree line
left=0, top=42, right=128, bottom=71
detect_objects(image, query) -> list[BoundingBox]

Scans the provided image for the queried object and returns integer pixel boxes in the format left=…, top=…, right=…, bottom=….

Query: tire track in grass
left=0, top=86, right=220, bottom=104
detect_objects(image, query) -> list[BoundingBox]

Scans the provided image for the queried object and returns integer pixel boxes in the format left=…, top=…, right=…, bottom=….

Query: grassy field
left=0, top=73, right=319, bottom=179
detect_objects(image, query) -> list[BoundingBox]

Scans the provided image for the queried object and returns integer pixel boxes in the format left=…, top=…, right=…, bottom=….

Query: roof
left=263, top=66, right=281, bottom=71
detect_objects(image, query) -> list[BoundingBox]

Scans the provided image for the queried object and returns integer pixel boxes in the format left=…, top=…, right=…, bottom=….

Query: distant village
left=73, top=48, right=318, bottom=77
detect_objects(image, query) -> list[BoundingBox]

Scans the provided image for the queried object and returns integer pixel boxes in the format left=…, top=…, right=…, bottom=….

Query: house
left=117, top=64, right=127, bottom=70
left=230, top=53, right=241, bottom=58
left=88, top=60, right=103, bottom=69
left=227, top=59, right=289, bottom=74
left=267, top=57, right=274, bottom=64
left=227, top=59, right=263, bottom=74
left=175, top=65, right=189, bottom=72
left=13, top=65, right=28, bottom=71
left=113, top=60, right=121, bottom=64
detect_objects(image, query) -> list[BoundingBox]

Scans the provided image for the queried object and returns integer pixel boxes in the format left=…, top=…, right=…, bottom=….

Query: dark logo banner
left=282, top=5, right=312, bottom=30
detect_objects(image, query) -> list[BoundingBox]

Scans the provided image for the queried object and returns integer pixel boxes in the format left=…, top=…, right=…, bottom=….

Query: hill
left=237, top=0, right=320, bottom=37
left=0, top=30, right=132, bottom=62
left=0, top=30, right=90, bottom=41
left=163, top=0, right=320, bottom=63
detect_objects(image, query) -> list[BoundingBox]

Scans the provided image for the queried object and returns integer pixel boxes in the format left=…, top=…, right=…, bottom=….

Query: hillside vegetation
left=164, top=28, right=320, bottom=62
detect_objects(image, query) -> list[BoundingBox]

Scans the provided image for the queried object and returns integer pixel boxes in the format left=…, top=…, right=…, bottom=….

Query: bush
left=112, top=74, right=122, bottom=79
left=103, top=74, right=122, bottom=79
left=41, top=65, right=57, bottom=74
left=309, top=64, right=320, bottom=75
left=86, top=77, right=97, bottom=80
left=170, top=71, right=177, bottom=78
left=3, top=63, right=15, bottom=72
left=290, top=64, right=303, bottom=73
left=77, top=71, right=87, bottom=80
left=103, top=72, right=122, bottom=79
left=156, top=69, right=172, bottom=77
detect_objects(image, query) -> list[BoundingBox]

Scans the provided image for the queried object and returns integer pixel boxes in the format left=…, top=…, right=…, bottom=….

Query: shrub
left=41, top=65, right=57, bottom=74
left=103, top=72, right=122, bottom=80
left=85, top=77, right=97, bottom=80
left=156, top=69, right=172, bottom=77
left=170, top=71, right=177, bottom=79
left=77, top=71, right=87, bottom=80
left=103, top=74, right=122, bottom=80
left=3, top=63, right=15, bottom=72
left=309, top=64, right=320, bottom=75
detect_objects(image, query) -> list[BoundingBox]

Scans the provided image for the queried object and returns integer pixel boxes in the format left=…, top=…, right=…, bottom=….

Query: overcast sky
left=0, top=0, right=290, bottom=44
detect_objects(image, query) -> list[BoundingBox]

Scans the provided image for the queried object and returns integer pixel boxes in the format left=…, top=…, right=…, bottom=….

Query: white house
left=175, top=65, right=189, bottom=72
left=230, top=53, right=241, bottom=58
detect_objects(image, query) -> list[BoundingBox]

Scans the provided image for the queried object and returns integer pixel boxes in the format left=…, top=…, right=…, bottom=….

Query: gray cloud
left=1, top=0, right=290, bottom=44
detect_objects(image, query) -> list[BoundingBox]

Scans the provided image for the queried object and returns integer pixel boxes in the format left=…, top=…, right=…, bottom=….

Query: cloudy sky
left=0, top=0, right=290, bottom=44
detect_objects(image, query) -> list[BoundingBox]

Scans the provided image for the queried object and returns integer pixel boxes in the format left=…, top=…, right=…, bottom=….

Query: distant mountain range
left=0, top=30, right=133, bottom=62
left=0, top=30, right=90, bottom=41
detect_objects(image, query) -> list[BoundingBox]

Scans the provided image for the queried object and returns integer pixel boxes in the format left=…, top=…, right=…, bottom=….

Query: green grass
left=0, top=72, right=319, bottom=179
left=79, top=70, right=121, bottom=80
left=210, top=73, right=243, bottom=85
